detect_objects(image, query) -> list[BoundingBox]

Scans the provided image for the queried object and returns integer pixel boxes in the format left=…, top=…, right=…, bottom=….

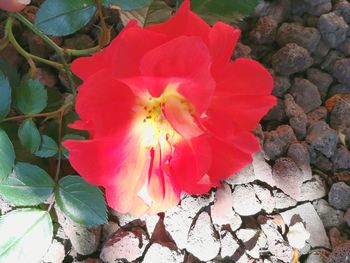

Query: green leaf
left=14, top=79, right=47, bottom=115
left=35, top=0, right=96, bottom=36
left=103, top=0, right=152, bottom=10
left=119, top=0, right=173, bottom=27
left=0, top=163, right=54, bottom=206
left=0, top=128, right=15, bottom=182
left=55, top=175, right=107, bottom=227
left=177, top=0, right=260, bottom=24
left=34, top=135, right=58, bottom=158
left=18, top=119, right=41, bottom=153
left=61, top=134, right=85, bottom=159
left=0, top=71, right=11, bottom=121
left=0, top=209, right=53, bottom=263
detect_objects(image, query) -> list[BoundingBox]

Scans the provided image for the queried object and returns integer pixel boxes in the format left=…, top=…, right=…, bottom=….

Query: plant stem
left=95, top=0, right=111, bottom=47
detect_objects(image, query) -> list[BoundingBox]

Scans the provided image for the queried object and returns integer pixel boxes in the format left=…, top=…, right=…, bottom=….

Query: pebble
left=186, top=211, right=220, bottom=261
left=318, top=12, right=348, bottom=48
left=331, top=58, right=350, bottom=86
left=305, top=249, right=330, bottom=263
left=42, top=239, right=65, bottom=263
left=313, top=199, right=345, bottom=228
left=287, top=142, right=312, bottom=181
left=306, top=68, right=333, bottom=101
left=143, top=243, right=183, bottom=263
left=272, top=157, right=304, bottom=200
left=100, top=228, right=148, bottom=262
left=307, top=107, right=328, bottom=126
left=253, top=184, right=275, bottom=213
left=272, top=75, right=291, bottom=98
left=250, top=15, right=278, bottom=44
left=276, top=23, right=321, bottom=52
left=297, top=175, right=327, bottom=202
left=55, top=205, right=101, bottom=256
left=263, top=125, right=296, bottom=160
left=329, top=227, right=348, bottom=249
left=252, top=151, right=275, bottom=187
left=273, top=190, right=297, bottom=209
left=263, top=98, right=287, bottom=122
left=306, top=121, right=338, bottom=158
left=335, top=0, right=350, bottom=23
left=327, top=241, right=350, bottom=263
left=328, top=182, right=350, bottom=210
left=101, top=221, right=120, bottom=243
left=226, top=163, right=255, bottom=185
left=281, top=203, right=330, bottom=248
left=304, top=0, right=332, bottom=16
left=289, top=78, right=322, bottom=113
left=254, top=0, right=291, bottom=24
left=272, top=43, right=313, bottom=75
left=35, top=67, right=59, bottom=88
left=232, top=184, right=262, bottom=216
left=220, top=231, right=240, bottom=258
left=330, top=95, right=350, bottom=132
left=284, top=94, right=307, bottom=139
left=236, top=228, right=265, bottom=259
left=345, top=208, right=350, bottom=227
left=332, top=146, right=350, bottom=171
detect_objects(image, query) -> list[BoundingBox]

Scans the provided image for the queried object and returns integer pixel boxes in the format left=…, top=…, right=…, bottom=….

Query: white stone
left=297, top=175, right=327, bottom=202
left=236, top=229, right=259, bottom=258
left=144, top=214, right=159, bottom=238
left=143, top=243, right=183, bottom=263
left=186, top=211, right=220, bottom=261
left=252, top=151, right=275, bottom=186
left=254, top=184, right=275, bottom=213
left=273, top=190, right=297, bottom=209
left=220, top=231, right=240, bottom=258
left=281, top=203, right=330, bottom=249
left=100, top=231, right=147, bottom=262
left=42, top=239, right=65, bottom=263
left=232, top=184, right=262, bottom=216
left=226, top=163, right=255, bottom=185
left=102, top=221, right=120, bottom=243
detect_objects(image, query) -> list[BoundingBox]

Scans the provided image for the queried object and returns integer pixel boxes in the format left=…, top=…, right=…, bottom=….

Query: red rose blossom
left=64, top=0, right=276, bottom=216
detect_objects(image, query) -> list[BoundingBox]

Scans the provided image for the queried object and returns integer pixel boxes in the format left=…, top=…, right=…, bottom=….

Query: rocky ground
left=1, top=0, right=350, bottom=262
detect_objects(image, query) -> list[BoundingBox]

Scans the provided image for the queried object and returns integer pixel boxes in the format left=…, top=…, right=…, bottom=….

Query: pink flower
left=64, top=0, right=276, bottom=216
left=0, top=0, right=30, bottom=12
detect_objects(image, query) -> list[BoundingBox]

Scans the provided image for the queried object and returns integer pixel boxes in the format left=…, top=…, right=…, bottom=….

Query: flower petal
left=163, top=96, right=203, bottom=139
left=146, top=0, right=210, bottom=41
left=215, top=58, right=274, bottom=96
left=168, top=136, right=213, bottom=194
left=209, top=22, right=241, bottom=73
left=208, top=132, right=260, bottom=183
left=74, top=69, right=136, bottom=138
left=140, top=36, right=215, bottom=114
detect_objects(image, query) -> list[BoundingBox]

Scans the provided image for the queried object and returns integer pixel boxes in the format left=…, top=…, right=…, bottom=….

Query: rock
left=313, top=40, right=330, bottom=62
left=328, top=182, right=350, bottom=210
left=345, top=208, right=350, bottom=227
left=331, top=58, right=350, bottom=86
left=143, top=243, right=183, bottom=263
left=42, top=239, right=65, bottom=263
left=318, top=12, right=348, bottom=48
left=331, top=146, right=350, bottom=171
left=100, top=228, right=148, bottom=262
left=0, top=196, right=12, bottom=215
left=233, top=42, right=252, bottom=59
left=220, top=231, right=240, bottom=258
left=335, top=0, right=350, bottom=23
left=307, top=107, right=328, bottom=126
left=226, top=162, right=255, bottom=186
left=263, top=98, right=287, bottom=122
left=144, top=214, right=159, bottom=238
left=330, top=95, right=350, bottom=131
left=26, top=31, right=51, bottom=59
left=305, top=249, right=330, bottom=263
left=186, top=211, right=220, bottom=261
left=252, top=152, right=275, bottom=186
left=281, top=203, right=330, bottom=248
left=276, top=23, right=321, bottom=52
left=329, top=227, right=348, bottom=249
left=259, top=217, right=294, bottom=263
left=289, top=78, right=322, bottom=113
left=313, top=199, right=344, bottom=228
left=284, top=94, right=307, bottom=139
left=232, top=184, right=262, bottom=216
left=272, top=157, right=303, bottom=200
left=304, top=0, right=332, bottom=16
left=272, top=43, right=313, bottom=75
left=253, top=184, right=275, bottom=213
left=236, top=228, right=267, bottom=259
left=327, top=241, right=350, bottom=263
left=306, top=121, right=338, bottom=158
left=101, top=221, right=120, bottom=243
left=211, top=183, right=242, bottom=231
left=287, top=143, right=312, bottom=181
left=320, top=50, right=342, bottom=71
left=64, top=34, right=95, bottom=49
left=306, top=68, right=333, bottom=101
left=164, top=194, right=213, bottom=249
left=263, top=125, right=296, bottom=160
left=250, top=15, right=278, bottom=44
left=298, top=175, right=327, bottom=202
left=338, top=38, right=350, bottom=56
left=273, top=190, right=297, bottom=209
left=309, top=151, right=333, bottom=172
left=35, top=68, right=58, bottom=88
left=272, top=76, right=291, bottom=98
left=55, top=205, right=101, bottom=256
left=329, top=84, right=350, bottom=97
left=254, top=0, right=291, bottom=24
